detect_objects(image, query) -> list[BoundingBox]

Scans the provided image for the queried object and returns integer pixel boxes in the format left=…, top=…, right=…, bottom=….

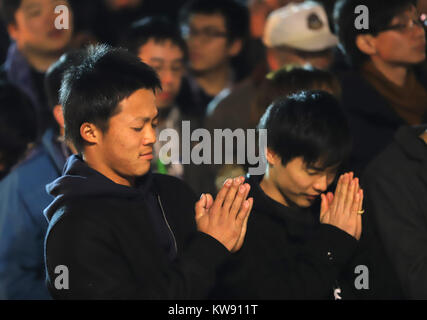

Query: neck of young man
left=260, top=168, right=290, bottom=208
left=22, top=47, right=66, bottom=73
left=370, top=56, right=409, bottom=87
left=193, top=62, right=231, bottom=97
left=82, top=152, right=136, bottom=188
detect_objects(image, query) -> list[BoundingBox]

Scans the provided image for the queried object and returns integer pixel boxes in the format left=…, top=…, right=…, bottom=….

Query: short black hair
left=179, top=0, right=249, bottom=43
left=334, top=0, right=417, bottom=67
left=45, top=50, right=85, bottom=110
left=122, top=16, right=188, bottom=60
left=0, top=81, right=37, bottom=179
left=258, top=90, right=351, bottom=169
left=60, top=44, right=161, bottom=153
left=0, top=0, right=21, bottom=25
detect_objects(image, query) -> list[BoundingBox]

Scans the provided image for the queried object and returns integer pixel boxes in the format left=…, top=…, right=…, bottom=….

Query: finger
left=232, top=197, right=253, bottom=252
left=230, top=183, right=250, bottom=219
left=236, top=197, right=253, bottom=226
left=327, top=192, right=334, bottom=204
left=335, top=173, right=350, bottom=217
left=194, top=194, right=207, bottom=221
left=357, top=189, right=364, bottom=239
left=343, top=177, right=356, bottom=217
left=205, top=193, right=214, bottom=210
left=222, top=176, right=244, bottom=214
left=211, top=178, right=233, bottom=212
left=358, top=189, right=364, bottom=212
left=329, top=174, right=344, bottom=213
left=353, top=191, right=362, bottom=239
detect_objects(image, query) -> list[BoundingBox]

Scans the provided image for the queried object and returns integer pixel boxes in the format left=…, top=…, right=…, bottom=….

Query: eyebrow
left=134, top=113, right=159, bottom=123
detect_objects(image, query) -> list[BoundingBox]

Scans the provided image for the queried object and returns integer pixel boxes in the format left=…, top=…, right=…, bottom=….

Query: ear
left=80, top=122, right=101, bottom=145
left=266, top=48, right=280, bottom=71
left=7, top=23, right=19, bottom=42
left=266, top=148, right=282, bottom=166
left=53, top=105, right=64, bottom=129
left=355, top=34, right=378, bottom=56
left=227, top=38, right=243, bottom=57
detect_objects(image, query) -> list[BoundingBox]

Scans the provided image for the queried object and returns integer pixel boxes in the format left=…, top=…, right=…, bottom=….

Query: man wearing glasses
left=178, top=0, right=249, bottom=120
left=335, top=0, right=427, bottom=176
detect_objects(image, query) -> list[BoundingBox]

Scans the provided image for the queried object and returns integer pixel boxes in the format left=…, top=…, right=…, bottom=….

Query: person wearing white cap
left=263, top=0, right=338, bottom=71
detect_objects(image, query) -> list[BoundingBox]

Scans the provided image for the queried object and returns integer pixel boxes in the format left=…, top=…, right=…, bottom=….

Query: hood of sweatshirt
left=44, top=154, right=154, bottom=222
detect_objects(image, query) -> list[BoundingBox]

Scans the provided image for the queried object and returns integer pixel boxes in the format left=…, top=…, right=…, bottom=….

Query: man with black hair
left=0, top=51, right=79, bottom=299
left=43, top=44, right=253, bottom=299
left=178, top=0, right=249, bottom=118
left=334, top=0, right=427, bottom=175
left=212, top=91, right=366, bottom=299
left=0, top=0, right=73, bottom=137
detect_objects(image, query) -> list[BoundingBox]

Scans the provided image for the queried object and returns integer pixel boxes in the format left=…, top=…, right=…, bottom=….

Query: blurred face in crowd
left=249, top=0, right=303, bottom=38
left=363, top=5, right=426, bottom=66
left=104, top=0, right=142, bottom=10
left=264, top=150, right=338, bottom=208
left=268, top=46, right=334, bottom=71
left=84, top=89, right=158, bottom=187
left=138, top=39, right=185, bottom=109
left=8, top=0, right=73, bottom=55
left=185, top=13, right=242, bottom=74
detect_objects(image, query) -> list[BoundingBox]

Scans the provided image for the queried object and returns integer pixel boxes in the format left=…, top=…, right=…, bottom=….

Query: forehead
left=138, top=39, right=184, bottom=60
left=287, top=156, right=339, bottom=172
left=189, top=13, right=226, bottom=29
left=19, top=0, right=65, bottom=9
left=114, top=88, right=158, bottom=122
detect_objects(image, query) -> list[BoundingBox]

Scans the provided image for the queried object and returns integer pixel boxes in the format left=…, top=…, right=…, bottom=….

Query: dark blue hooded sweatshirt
left=43, top=155, right=229, bottom=299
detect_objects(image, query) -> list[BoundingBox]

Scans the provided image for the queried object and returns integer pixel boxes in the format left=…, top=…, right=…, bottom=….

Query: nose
left=313, top=175, right=329, bottom=193
left=142, top=125, right=157, bottom=146
left=161, top=69, right=174, bottom=87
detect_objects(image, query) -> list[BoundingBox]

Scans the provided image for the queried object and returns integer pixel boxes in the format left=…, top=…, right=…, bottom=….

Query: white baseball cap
left=263, top=1, right=338, bottom=51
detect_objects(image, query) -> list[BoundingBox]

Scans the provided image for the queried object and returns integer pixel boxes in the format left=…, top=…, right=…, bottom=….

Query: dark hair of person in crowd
left=179, top=0, right=249, bottom=44
left=250, top=65, right=342, bottom=126
left=44, top=50, right=84, bottom=135
left=0, top=81, right=37, bottom=179
left=60, top=44, right=161, bottom=153
left=122, top=16, right=188, bottom=60
left=0, top=0, right=21, bottom=25
left=257, top=90, right=352, bottom=170
left=334, top=0, right=417, bottom=67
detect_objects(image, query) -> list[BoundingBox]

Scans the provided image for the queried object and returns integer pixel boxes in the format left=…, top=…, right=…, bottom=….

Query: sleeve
left=363, top=170, right=427, bottom=298
left=0, top=184, right=51, bottom=299
left=45, top=207, right=230, bottom=300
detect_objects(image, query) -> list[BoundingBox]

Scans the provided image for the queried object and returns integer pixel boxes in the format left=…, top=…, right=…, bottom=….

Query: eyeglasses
left=378, top=14, right=427, bottom=34
left=181, top=25, right=228, bottom=42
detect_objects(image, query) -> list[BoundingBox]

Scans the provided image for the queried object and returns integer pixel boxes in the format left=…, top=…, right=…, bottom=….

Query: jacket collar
left=246, top=174, right=319, bottom=240
left=41, top=129, right=69, bottom=175
left=4, top=42, right=40, bottom=109
left=394, top=125, right=427, bottom=187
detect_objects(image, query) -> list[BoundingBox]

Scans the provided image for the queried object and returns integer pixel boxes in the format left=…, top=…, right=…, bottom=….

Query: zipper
left=157, top=194, right=178, bottom=255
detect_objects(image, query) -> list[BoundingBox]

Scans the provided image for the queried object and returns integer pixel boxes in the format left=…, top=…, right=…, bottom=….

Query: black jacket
left=211, top=175, right=361, bottom=300
left=363, top=125, right=427, bottom=299
left=43, top=155, right=230, bottom=299
left=339, top=67, right=427, bottom=176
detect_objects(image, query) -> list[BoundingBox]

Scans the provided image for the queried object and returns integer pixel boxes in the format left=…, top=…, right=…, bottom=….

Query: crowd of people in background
left=0, top=0, right=427, bottom=300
